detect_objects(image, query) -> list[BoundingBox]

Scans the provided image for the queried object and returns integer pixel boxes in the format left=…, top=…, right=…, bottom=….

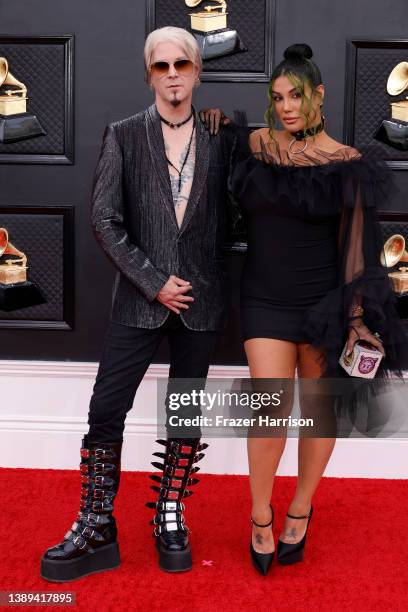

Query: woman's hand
left=346, top=319, right=385, bottom=357
left=198, top=108, right=231, bottom=135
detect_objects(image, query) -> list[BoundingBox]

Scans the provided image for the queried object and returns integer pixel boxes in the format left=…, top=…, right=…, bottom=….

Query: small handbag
left=339, top=337, right=383, bottom=378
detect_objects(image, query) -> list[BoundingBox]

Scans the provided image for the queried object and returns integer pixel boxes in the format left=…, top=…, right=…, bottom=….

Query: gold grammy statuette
left=0, top=57, right=46, bottom=143
left=185, top=0, right=247, bottom=61
left=0, top=228, right=45, bottom=311
left=374, top=61, right=408, bottom=150
left=381, top=234, right=408, bottom=294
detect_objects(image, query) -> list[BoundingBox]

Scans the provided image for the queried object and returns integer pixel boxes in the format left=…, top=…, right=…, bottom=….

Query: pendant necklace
left=162, top=114, right=196, bottom=194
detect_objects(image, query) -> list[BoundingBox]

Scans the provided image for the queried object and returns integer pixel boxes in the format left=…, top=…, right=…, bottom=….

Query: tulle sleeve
left=224, top=118, right=252, bottom=241
left=301, top=154, right=408, bottom=377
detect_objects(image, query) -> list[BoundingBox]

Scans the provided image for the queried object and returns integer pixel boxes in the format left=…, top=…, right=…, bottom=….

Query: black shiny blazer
left=91, top=104, right=233, bottom=331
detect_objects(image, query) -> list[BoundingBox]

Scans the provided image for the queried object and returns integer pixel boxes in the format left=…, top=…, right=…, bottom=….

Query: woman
left=203, top=43, right=408, bottom=575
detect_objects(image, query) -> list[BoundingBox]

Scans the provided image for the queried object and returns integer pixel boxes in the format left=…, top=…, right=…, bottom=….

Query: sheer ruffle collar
left=250, top=135, right=362, bottom=168
left=229, top=127, right=395, bottom=215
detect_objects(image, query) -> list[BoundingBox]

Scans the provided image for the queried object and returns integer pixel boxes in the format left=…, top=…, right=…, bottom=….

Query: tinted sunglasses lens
left=174, top=59, right=194, bottom=74
left=150, top=61, right=169, bottom=76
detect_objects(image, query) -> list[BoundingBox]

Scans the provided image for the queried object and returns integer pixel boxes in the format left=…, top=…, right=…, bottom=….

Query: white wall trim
left=1, top=360, right=407, bottom=478
left=0, top=360, right=248, bottom=379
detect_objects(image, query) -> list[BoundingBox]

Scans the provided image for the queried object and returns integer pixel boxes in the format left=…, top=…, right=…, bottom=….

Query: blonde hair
left=144, top=27, right=202, bottom=80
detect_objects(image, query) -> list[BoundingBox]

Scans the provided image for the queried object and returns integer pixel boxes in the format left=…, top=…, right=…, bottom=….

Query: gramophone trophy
left=185, top=0, right=247, bottom=61
left=374, top=61, right=408, bottom=150
left=380, top=234, right=408, bottom=294
left=0, top=228, right=46, bottom=311
left=0, top=57, right=46, bottom=143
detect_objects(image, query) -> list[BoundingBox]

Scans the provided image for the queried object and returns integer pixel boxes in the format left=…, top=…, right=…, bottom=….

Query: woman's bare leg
left=245, top=338, right=297, bottom=553
left=279, top=343, right=336, bottom=544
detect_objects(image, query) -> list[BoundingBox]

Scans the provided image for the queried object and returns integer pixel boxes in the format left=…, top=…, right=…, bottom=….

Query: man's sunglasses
left=149, top=59, right=195, bottom=77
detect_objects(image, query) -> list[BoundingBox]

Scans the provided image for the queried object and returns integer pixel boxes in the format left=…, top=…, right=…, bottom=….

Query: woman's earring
left=195, top=77, right=201, bottom=87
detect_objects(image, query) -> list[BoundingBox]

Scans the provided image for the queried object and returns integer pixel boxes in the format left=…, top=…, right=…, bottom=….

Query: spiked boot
left=146, top=438, right=208, bottom=572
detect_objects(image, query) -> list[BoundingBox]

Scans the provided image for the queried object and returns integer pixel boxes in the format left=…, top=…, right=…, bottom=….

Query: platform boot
left=146, top=438, right=208, bottom=572
left=41, top=435, right=122, bottom=582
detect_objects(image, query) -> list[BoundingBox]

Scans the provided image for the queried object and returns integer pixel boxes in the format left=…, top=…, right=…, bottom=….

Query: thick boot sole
left=40, top=542, right=121, bottom=582
left=155, top=537, right=192, bottom=572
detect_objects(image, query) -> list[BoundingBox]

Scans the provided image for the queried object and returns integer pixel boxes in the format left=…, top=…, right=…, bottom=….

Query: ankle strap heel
left=286, top=506, right=313, bottom=520
left=250, top=504, right=275, bottom=576
left=251, top=504, right=274, bottom=528
left=277, top=505, right=314, bottom=566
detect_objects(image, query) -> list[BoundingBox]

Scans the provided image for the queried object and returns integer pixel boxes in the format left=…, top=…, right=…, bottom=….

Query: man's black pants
left=87, top=313, right=219, bottom=442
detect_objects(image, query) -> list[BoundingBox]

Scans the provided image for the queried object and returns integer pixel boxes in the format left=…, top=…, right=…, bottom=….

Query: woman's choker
left=291, top=119, right=325, bottom=142
left=288, top=118, right=325, bottom=154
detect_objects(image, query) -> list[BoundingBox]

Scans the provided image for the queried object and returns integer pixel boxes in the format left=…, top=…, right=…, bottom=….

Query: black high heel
left=250, top=504, right=275, bottom=575
left=277, top=505, right=313, bottom=565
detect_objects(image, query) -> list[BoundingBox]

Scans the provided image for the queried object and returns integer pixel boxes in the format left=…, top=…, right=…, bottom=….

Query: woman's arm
left=338, top=159, right=385, bottom=356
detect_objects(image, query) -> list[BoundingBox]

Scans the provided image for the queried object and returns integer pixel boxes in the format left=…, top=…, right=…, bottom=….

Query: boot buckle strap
left=80, top=448, right=114, bottom=461
left=154, top=522, right=177, bottom=535
left=92, top=500, right=112, bottom=512
left=159, top=488, right=180, bottom=500
left=164, top=466, right=186, bottom=478
left=161, top=476, right=183, bottom=489
left=81, top=526, right=96, bottom=539
left=94, top=462, right=115, bottom=474
left=153, top=512, right=179, bottom=524
left=82, top=475, right=107, bottom=486
left=154, top=522, right=188, bottom=536
left=72, top=534, right=88, bottom=550
left=84, top=512, right=100, bottom=526
left=156, top=500, right=185, bottom=512
left=168, top=442, right=207, bottom=455
left=172, top=457, right=189, bottom=467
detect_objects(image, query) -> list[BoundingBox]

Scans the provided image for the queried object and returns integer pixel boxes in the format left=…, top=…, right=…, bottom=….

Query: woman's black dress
left=229, top=132, right=408, bottom=377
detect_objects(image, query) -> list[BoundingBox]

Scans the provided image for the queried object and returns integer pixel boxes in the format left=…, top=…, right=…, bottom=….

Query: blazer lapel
left=179, top=111, right=209, bottom=235
left=145, top=104, right=179, bottom=231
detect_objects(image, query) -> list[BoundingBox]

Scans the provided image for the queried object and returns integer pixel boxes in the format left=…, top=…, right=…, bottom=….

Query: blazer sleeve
left=90, top=124, right=169, bottom=303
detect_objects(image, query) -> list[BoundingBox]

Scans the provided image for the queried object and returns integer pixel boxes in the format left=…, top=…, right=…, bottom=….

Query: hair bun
left=283, top=44, right=313, bottom=61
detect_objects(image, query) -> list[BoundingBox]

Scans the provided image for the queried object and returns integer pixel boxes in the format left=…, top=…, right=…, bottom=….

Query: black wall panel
left=0, top=0, right=407, bottom=363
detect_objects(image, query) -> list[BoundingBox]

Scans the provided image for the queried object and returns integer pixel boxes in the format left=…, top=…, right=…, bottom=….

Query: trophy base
left=373, top=119, right=408, bottom=151
left=192, top=28, right=248, bottom=61
left=0, top=281, right=46, bottom=312
left=0, top=112, right=47, bottom=144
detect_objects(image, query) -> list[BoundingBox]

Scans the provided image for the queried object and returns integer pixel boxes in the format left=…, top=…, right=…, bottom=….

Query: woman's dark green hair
left=265, top=43, right=323, bottom=140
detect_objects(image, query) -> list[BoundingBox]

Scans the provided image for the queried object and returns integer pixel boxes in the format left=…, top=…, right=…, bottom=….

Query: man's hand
left=156, top=275, right=194, bottom=314
left=346, top=320, right=385, bottom=357
left=199, top=108, right=231, bottom=135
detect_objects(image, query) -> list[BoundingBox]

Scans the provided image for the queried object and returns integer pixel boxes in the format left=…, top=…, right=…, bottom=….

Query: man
left=40, top=26, right=234, bottom=581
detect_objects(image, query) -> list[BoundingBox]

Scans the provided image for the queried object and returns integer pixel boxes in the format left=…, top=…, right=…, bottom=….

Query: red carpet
left=0, top=467, right=407, bottom=612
